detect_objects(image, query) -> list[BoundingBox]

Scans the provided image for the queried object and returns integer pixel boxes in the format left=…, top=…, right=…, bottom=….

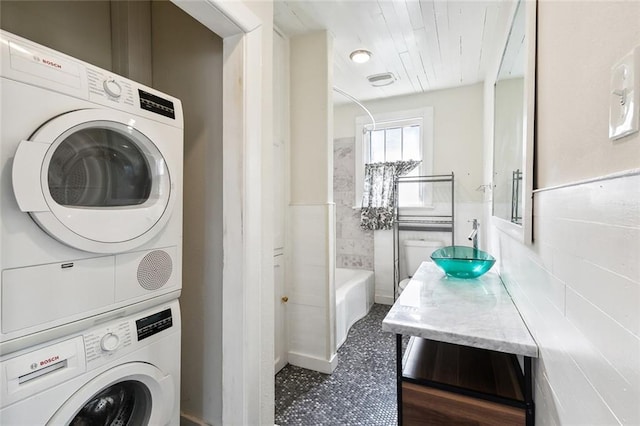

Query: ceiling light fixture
left=349, top=49, right=372, bottom=64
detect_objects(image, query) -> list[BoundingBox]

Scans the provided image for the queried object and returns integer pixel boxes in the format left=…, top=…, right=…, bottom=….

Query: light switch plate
left=609, top=46, right=640, bottom=140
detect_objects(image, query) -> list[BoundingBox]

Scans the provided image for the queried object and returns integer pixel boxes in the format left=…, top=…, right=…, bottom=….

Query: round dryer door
left=12, top=109, right=177, bottom=253
left=47, top=363, right=175, bottom=425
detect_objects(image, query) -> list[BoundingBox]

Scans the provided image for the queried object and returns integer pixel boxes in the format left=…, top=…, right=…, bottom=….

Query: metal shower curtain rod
left=332, top=86, right=376, bottom=132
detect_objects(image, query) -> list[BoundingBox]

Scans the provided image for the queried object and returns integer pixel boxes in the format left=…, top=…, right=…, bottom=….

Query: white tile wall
left=288, top=263, right=329, bottom=306
left=373, top=201, right=484, bottom=304
left=333, top=137, right=374, bottom=270
left=287, top=303, right=327, bottom=356
left=493, top=173, right=640, bottom=425
left=453, top=202, right=485, bottom=247
left=374, top=229, right=394, bottom=304
left=287, top=204, right=337, bottom=372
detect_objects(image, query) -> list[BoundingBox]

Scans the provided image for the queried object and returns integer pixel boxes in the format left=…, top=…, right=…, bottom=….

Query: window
left=355, top=108, right=434, bottom=208
left=365, top=124, right=421, bottom=163
left=364, top=122, right=422, bottom=206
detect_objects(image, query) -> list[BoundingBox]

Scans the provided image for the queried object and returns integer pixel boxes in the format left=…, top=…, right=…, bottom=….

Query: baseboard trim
left=180, top=412, right=211, bottom=426
left=375, top=294, right=394, bottom=305
left=288, top=351, right=338, bottom=374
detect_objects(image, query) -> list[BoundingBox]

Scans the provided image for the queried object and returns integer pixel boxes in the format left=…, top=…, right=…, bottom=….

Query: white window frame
left=354, top=107, right=434, bottom=209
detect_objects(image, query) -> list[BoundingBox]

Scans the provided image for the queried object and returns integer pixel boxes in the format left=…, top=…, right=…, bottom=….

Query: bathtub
left=335, top=268, right=375, bottom=349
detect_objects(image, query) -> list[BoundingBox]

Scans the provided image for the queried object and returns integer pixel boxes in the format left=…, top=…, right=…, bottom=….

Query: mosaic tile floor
left=275, top=304, right=403, bottom=426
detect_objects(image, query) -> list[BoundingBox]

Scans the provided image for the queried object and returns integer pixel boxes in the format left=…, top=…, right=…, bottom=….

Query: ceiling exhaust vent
left=367, top=72, right=396, bottom=87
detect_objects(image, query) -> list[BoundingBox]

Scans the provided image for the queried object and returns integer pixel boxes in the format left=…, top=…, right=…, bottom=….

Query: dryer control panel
left=0, top=30, right=184, bottom=130
left=86, top=68, right=135, bottom=107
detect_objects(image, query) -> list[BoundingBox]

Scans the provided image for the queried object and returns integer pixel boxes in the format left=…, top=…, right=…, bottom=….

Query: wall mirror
left=492, top=0, right=536, bottom=243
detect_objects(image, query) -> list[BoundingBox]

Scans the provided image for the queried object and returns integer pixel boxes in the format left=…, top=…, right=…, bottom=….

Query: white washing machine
left=0, top=31, right=184, bottom=354
left=0, top=300, right=181, bottom=425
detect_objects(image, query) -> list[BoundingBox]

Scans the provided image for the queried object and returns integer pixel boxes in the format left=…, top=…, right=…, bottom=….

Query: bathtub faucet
left=468, top=219, right=479, bottom=250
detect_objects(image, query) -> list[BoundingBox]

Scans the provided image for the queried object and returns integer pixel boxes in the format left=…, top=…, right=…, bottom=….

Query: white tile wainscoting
left=287, top=204, right=338, bottom=374
left=492, top=171, right=639, bottom=425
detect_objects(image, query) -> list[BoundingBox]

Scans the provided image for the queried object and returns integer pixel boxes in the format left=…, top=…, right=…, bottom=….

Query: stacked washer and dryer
left=0, top=31, right=183, bottom=425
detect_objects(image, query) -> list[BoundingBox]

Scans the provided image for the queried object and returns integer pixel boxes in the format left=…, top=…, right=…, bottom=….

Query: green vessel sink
left=431, top=246, right=496, bottom=279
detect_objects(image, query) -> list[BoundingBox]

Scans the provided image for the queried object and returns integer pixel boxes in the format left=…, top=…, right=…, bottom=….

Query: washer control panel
left=136, top=308, right=173, bottom=341
left=0, top=300, right=179, bottom=408
left=84, top=320, right=133, bottom=365
left=100, top=332, right=120, bottom=352
left=82, top=305, right=175, bottom=369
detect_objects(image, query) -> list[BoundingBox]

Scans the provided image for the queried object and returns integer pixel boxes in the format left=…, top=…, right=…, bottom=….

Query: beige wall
left=150, top=1, right=224, bottom=424
left=110, top=1, right=152, bottom=86
left=0, top=0, right=113, bottom=71
left=536, top=0, right=640, bottom=188
left=290, top=31, right=334, bottom=204
left=334, top=83, right=485, bottom=203
left=486, top=1, right=640, bottom=424
left=0, top=0, right=153, bottom=85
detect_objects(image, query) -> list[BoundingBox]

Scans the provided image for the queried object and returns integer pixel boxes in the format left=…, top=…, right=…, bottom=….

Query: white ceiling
left=274, top=0, right=509, bottom=104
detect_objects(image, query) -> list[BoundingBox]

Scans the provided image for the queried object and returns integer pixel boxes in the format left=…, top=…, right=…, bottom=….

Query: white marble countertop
left=382, top=262, right=538, bottom=358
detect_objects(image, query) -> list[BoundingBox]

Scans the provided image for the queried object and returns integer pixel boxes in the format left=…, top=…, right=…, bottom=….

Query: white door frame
left=170, top=1, right=267, bottom=424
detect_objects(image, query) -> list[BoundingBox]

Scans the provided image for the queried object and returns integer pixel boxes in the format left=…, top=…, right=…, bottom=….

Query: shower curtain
left=360, top=160, right=420, bottom=230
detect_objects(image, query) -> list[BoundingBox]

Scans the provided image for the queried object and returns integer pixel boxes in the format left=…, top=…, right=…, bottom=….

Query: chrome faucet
left=468, top=219, right=479, bottom=250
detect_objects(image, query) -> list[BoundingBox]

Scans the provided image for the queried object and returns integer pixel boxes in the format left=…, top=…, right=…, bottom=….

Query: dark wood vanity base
left=402, top=382, right=525, bottom=425
left=397, top=336, right=533, bottom=426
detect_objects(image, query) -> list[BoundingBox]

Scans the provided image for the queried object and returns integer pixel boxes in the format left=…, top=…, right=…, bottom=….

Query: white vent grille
left=367, top=72, right=396, bottom=87
left=137, top=250, right=172, bottom=290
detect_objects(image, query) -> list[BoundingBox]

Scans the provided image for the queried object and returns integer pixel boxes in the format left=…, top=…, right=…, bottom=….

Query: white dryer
left=0, top=30, right=183, bottom=354
left=0, top=300, right=181, bottom=425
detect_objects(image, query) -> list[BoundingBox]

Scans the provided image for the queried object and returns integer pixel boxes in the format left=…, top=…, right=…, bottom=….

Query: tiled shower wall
left=333, top=137, right=373, bottom=270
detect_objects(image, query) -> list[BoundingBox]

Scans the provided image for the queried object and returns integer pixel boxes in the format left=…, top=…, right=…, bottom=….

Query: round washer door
left=47, top=362, right=175, bottom=426
left=12, top=109, right=175, bottom=253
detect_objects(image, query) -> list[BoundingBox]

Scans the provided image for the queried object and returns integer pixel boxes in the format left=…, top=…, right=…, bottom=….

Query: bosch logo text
left=39, top=355, right=60, bottom=366
left=42, top=59, right=62, bottom=69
